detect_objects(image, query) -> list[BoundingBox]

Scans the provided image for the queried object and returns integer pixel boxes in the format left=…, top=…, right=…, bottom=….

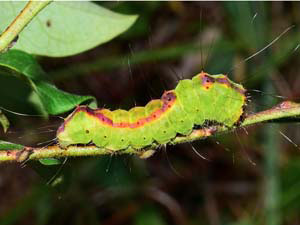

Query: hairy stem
left=0, top=0, right=52, bottom=52
left=0, top=101, right=300, bottom=163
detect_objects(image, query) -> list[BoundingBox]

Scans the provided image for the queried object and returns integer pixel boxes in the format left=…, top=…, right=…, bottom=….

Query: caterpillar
left=56, top=72, right=246, bottom=151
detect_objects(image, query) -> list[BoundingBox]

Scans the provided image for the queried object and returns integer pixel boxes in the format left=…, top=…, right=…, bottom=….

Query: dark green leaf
left=134, top=205, right=167, bottom=225
left=39, top=158, right=62, bottom=166
left=0, top=140, right=23, bottom=150
left=0, top=50, right=95, bottom=114
left=0, top=110, right=9, bottom=132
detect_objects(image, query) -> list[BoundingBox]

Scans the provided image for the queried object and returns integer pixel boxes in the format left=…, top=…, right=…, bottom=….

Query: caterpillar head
left=57, top=106, right=95, bottom=148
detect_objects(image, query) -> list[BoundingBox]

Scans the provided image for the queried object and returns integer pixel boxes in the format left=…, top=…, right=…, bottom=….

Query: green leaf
left=0, top=140, right=23, bottom=150
left=0, top=110, right=9, bottom=132
left=0, top=2, right=138, bottom=57
left=0, top=50, right=95, bottom=115
left=39, top=158, right=62, bottom=166
left=134, top=205, right=167, bottom=225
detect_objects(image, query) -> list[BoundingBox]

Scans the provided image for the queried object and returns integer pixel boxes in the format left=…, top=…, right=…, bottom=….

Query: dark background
left=1, top=2, right=300, bottom=225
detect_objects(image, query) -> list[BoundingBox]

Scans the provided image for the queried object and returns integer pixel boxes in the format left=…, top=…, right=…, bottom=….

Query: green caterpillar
left=57, top=72, right=246, bottom=151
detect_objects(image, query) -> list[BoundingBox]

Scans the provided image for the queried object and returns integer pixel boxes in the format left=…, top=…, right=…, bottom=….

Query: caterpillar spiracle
left=57, top=72, right=246, bottom=152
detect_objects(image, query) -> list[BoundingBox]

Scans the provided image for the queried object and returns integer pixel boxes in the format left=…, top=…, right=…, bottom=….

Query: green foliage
left=0, top=50, right=95, bottom=115
left=0, top=140, right=23, bottom=150
left=39, top=158, right=62, bottom=166
left=0, top=2, right=138, bottom=57
left=134, top=205, right=167, bottom=225
left=0, top=110, right=9, bottom=132
left=1, top=2, right=300, bottom=225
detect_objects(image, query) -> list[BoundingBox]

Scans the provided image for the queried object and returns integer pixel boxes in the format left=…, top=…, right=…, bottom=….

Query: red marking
left=216, top=77, right=231, bottom=87
left=113, top=122, right=130, bottom=128
left=278, top=101, right=293, bottom=109
left=199, top=73, right=215, bottom=90
left=233, top=86, right=246, bottom=95
left=57, top=105, right=84, bottom=133
left=57, top=91, right=178, bottom=133
left=95, top=113, right=113, bottom=126
left=198, top=73, right=246, bottom=95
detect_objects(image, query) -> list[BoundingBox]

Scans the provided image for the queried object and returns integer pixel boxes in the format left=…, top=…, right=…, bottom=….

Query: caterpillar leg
left=138, top=149, right=156, bottom=159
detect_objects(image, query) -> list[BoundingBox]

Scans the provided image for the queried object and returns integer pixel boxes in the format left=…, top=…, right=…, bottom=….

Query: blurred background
left=1, top=2, right=300, bottom=225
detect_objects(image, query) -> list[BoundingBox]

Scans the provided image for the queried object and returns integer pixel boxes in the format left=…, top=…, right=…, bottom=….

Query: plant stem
left=0, top=100, right=300, bottom=163
left=0, top=0, right=52, bottom=53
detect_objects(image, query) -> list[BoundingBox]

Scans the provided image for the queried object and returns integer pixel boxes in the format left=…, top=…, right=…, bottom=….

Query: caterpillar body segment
left=128, top=107, right=153, bottom=149
left=92, top=109, right=112, bottom=148
left=57, top=72, right=246, bottom=151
